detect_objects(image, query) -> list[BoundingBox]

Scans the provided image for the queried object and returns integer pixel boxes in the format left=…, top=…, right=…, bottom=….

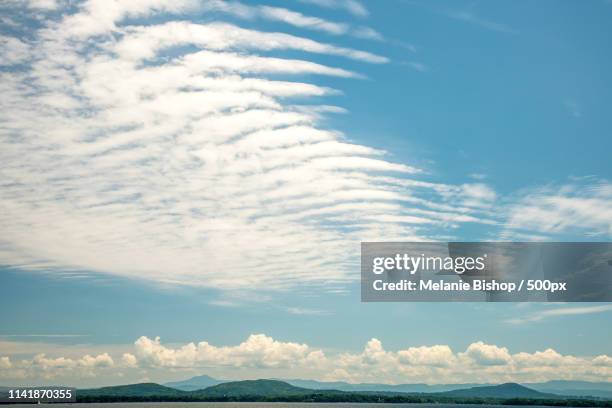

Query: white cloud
left=286, top=307, right=329, bottom=315
left=258, top=5, right=348, bottom=35
left=503, top=180, right=612, bottom=239
left=0, top=0, right=498, bottom=292
left=462, top=341, right=512, bottom=366
left=0, top=35, right=31, bottom=65
left=121, top=353, right=139, bottom=368
left=0, top=352, right=115, bottom=380
left=1, top=335, right=611, bottom=384
left=299, top=0, right=369, bottom=18
left=352, top=26, right=384, bottom=41
left=593, top=355, right=612, bottom=367
left=134, top=334, right=324, bottom=369
left=397, top=344, right=455, bottom=367
left=112, top=22, right=388, bottom=63
left=402, top=61, right=428, bottom=72
left=507, top=304, right=612, bottom=325
left=1, top=0, right=60, bottom=10
left=0, top=356, right=11, bottom=369
left=446, top=10, right=518, bottom=34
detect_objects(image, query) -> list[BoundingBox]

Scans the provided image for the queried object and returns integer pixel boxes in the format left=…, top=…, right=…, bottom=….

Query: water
left=1, top=403, right=582, bottom=408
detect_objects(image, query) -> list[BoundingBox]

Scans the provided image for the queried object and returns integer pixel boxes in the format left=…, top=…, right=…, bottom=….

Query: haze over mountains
left=164, top=375, right=612, bottom=399
left=159, top=375, right=612, bottom=399
left=79, top=379, right=556, bottom=400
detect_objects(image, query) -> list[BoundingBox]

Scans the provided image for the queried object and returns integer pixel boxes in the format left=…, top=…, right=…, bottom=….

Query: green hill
left=78, top=382, right=186, bottom=397
left=439, top=382, right=558, bottom=399
left=72, top=379, right=612, bottom=406
left=196, top=379, right=314, bottom=397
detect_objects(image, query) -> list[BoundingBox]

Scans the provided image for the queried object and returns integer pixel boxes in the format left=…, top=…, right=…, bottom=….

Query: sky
left=0, top=0, right=611, bottom=387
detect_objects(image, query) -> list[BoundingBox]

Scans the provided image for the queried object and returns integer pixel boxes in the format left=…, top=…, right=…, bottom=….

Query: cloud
left=0, top=35, right=31, bottom=65
left=446, top=10, right=518, bottom=34
left=0, top=0, right=60, bottom=10
left=299, top=0, right=369, bottom=18
left=133, top=334, right=325, bottom=369
left=462, top=341, right=511, bottom=366
left=110, top=21, right=388, bottom=63
left=507, top=304, right=612, bottom=325
left=503, top=180, right=612, bottom=239
left=121, top=353, right=138, bottom=368
left=0, top=357, right=11, bottom=369
left=1, top=335, right=611, bottom=384
left=286, top=307, right=329, bottom=315
left=352, top=26, right=384, bottom=41
left=128, top=334, right=612, bottom=383
left=0, top=352, right=115, bottom=380
left=258, top=6, right=349, bottom=35
left=401, top=61, right=428, bottom=72
left=593, top=355, right=612, bottom=366
left=397, top=344, right=455, bottom=367
left=0, top=0, right=499, bottom=292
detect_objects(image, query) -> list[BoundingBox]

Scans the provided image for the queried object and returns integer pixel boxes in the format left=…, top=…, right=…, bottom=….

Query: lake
left=2, top=403, right=586, bottom=408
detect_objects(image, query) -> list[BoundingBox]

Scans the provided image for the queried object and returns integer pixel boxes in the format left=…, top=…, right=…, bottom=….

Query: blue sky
left=0, top=0, right=611, bottom=387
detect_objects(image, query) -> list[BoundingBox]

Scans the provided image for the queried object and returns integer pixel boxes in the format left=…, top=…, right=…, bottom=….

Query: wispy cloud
left=199, top=1, right=381, bottom=40
left=401, top=61, right=428, bottom=73
left=502, top=179, right=612, bottom=239
left=299, top=0, right=369, bottom=18
left=507, top=304, right=612, bottom=324
left=406, top=1, right=518, bottom=35
left=0, top=0, right=500, bottom=292
left=446, top=10, right=518, bottom=34
left=286, top=307, right=329, bottom=315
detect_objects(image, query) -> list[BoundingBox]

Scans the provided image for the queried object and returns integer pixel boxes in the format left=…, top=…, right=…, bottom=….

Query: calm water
left=3, top=403, right=584, bottom=408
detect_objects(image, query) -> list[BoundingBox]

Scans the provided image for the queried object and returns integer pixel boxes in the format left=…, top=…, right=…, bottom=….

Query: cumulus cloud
left=133, top=334, right=325, bottom=369
left=0, top=352, right=115, bottom=380
left=462, top=341, right=512, bottom=366
left=397, top=344, right=455, bottom=367
left=0, top=356, right=12, bottom=369
left=1, top=335, right=611, bottom=384
left=121, top=353, right=138, bottom=368
left=127, top=335, right=610, bottom=384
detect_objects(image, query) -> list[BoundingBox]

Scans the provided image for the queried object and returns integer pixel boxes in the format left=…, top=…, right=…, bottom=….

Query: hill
left=78, top=383, right=186, bottom=397
left=526, top=381, right=612, bottom=399
left=196, top=379, right=314, bottom=397
left=70, top=380, right=612, bottom=406
left=165, top=374, right=223, bottom=391
left=439, top=382, right=558, bottom=399
left=163, top=375, right=612, bottom=398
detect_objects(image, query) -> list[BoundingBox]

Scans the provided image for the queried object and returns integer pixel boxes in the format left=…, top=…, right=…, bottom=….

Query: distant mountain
left=78, top=383, right=186, bottom=397
left=165, top=374, right=224, bottom=391
left=147, top=375, right=612, bottom=400
left=284, top=378, right=481, bottom=393
left=196, top=379, right=314, bottom=397
left=439, top=383, right=558, bottom=399
left=525, top=381, right=612, bottom=399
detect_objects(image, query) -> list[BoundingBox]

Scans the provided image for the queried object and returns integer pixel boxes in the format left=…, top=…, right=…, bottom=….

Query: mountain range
left=78, top=379, right=556, bottom=400
left=165, top=375, right=612, bottom=399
